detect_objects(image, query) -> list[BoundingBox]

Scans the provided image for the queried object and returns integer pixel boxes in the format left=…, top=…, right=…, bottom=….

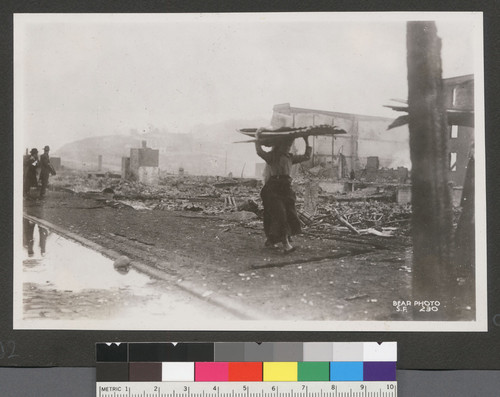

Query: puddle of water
left=22, top=224, right=152, bottom=292
left=19, top=219, right=240, bottom=327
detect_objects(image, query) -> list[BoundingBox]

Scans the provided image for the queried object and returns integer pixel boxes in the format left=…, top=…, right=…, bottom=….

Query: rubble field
left=23, top=171, right=444, bottom=321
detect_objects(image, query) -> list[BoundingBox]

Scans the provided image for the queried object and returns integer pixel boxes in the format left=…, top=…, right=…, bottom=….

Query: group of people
left=255, top=129, right=311, bottom=254
left=23, top=145, right=56, bottom=199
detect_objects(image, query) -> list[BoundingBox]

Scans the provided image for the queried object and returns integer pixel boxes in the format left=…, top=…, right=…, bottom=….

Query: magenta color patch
left=195, top=362, right=229, bottom=381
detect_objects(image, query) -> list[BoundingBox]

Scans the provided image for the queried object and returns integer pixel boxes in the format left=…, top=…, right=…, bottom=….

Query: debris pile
left=51, top=172, right=263, bottom=216
left=50, top=171, right=451, bottom=238
left=299, top=201, right=412, bottom=237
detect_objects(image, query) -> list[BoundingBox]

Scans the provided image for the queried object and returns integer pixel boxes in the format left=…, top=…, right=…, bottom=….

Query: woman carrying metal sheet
left=255, top=129, right=311, bottom=253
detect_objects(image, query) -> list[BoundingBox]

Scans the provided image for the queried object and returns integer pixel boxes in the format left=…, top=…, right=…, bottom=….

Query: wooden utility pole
left=224, top=151, right=227, bottom=176
left=407, top=22, right=456, bottom=319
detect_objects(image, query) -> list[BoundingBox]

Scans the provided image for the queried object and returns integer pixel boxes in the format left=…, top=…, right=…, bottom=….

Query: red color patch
left=228, top=362, right=262, bottom=381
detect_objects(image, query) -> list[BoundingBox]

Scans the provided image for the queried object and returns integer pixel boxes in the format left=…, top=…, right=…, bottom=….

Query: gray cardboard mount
left=1, top=0, right=500, bottom=370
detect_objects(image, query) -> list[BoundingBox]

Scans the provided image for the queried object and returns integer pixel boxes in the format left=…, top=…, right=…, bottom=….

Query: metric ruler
left=96, top=382, right=397, bottom=397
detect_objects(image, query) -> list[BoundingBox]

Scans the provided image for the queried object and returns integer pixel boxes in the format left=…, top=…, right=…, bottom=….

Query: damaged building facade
left=443, top=74, right=474, bottom=186
left=270, top=103, right=410, bottom=180
left=268, top=73, right=474, bottom=188
left=121, top=141, right=160, bottom=185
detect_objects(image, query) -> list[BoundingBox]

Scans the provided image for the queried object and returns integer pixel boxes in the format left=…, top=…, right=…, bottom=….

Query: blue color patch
left=330, top=361, right=363, bottom=381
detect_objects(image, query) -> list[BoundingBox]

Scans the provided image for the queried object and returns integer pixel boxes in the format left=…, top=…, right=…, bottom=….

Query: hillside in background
left=54, top=117, right=269, bottom=177
left=184, top=118, right=269, bottom=177
left=56, top=135, right=143, bottom=171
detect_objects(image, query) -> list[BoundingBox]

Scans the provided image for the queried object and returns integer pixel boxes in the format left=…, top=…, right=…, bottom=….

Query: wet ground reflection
left=21, top=219, right=238, bottom=325
left=22, top=221, right=152, bottom=291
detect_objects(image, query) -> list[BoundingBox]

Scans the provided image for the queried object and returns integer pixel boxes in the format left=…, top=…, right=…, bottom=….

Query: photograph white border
left=13, top=11, right=487, bottom=332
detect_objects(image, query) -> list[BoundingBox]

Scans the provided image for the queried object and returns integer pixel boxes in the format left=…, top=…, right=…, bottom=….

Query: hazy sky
left=15, top=12, right=482, bottom=151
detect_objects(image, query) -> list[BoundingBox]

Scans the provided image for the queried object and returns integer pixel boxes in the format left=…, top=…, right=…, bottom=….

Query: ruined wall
left=271, top=103, right=410, bottom=175
left=121, top=157, right=131, bottom=180
left=443, top=76, right=474, bottom=109
left=128, top=147, right=160, bottom=184
left=448, top=126, right=474, bottom=186
left=137, top=166, right=160, bottom=185
left=443, top=76, right=474, bottom=186
left=130, top=147, right=160, bottom=168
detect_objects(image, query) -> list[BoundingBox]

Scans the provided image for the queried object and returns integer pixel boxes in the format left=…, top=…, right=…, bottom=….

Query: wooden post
left=331, top=119, right=335, bottom=172
left=407, top=22, right=457, bottom=319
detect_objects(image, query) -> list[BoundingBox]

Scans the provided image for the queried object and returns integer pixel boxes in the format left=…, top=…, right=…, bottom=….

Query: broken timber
left=385, top=103, right=474, bottom=130
left=332, top=207, right=360, bottom=235
left=235, top=124, right=347, bottom=146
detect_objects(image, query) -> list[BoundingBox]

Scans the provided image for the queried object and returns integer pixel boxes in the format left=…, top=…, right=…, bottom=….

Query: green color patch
left=297, top=362, right=330, bottom=381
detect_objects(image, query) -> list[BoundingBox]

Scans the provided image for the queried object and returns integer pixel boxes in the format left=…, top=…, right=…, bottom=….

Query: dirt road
left=23, top=189, right=413, bottom=323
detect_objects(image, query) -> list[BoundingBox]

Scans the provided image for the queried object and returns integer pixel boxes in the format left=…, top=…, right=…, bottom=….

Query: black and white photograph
left=14, top=12, right=486, bottom=331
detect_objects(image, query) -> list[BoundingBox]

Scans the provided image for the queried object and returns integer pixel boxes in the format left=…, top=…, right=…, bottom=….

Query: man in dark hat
left=23, top=148, right=39, bottom=198
left=39, top=145, right=56, bottom=199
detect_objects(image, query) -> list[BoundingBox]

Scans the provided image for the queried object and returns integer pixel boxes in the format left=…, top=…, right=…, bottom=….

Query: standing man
left=23, top=148, right=39, bottom=198
left=39, top=145, right=56, bottom=199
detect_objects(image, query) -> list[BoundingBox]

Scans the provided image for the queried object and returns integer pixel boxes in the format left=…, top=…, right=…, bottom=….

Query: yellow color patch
left=263, top=362, right=298, bottom=381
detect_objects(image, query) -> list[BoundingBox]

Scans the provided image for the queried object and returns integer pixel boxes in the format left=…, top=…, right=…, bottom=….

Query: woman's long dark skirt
left=260, top=177, right=302, bottom=244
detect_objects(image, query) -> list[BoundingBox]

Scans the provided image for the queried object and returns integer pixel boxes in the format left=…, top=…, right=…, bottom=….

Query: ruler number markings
left=97, top=382, right=396, bottom=397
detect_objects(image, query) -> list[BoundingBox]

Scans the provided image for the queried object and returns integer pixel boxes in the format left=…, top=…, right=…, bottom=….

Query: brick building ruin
left=121, top=140, right=160, bottom=185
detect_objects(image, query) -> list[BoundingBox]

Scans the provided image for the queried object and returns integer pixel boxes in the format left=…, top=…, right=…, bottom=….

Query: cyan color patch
left=330, top=361, right=363, bottom=381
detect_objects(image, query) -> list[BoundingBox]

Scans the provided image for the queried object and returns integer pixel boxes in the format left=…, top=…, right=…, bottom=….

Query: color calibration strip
left=96, top=342, right=396, bottom=382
